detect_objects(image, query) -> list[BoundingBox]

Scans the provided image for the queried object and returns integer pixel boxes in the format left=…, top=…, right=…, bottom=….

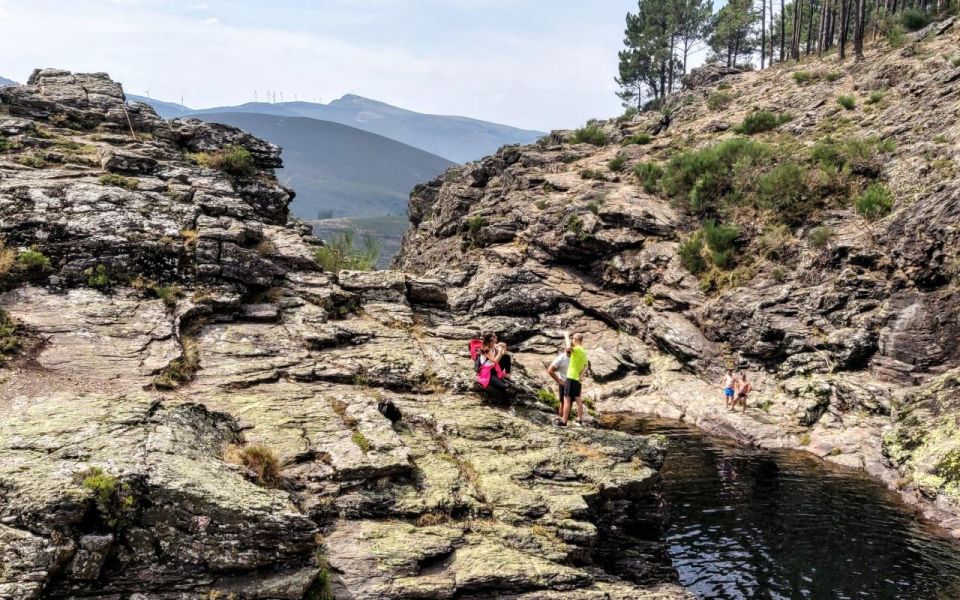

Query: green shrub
left=535, top=199, right=547, bottom=210
left=16, top=249, right=51, bottom=273
left=706, top=92, right=734, bottom=111
left=74, top=467, right=137, bottom=528
left=586, top=201, right=600, bottom=214
left=152, top=284, right=182, bottom=307
left=734, top=111, right=792, bottom=135
left=660, top=137, right=768, bottom=214
left=703, top=219, right=739, bottom=267
left=17, top=153, right=47, bottom=168
left=566, top=215, right=584, bottom=236
left=812, top=135, right=894, bottom=174
left=99, top=173, right=139, bottom=190
left=467, top=215, right=486, bottom=233
left=192, top=145, right=256, bottom=177
left=571, top=123, right=609, bottom=146
left=855, top=183, right=893, bottom=219
left=678, top=232, right=707, bottom=274
left=623, top=132, right=652, bottom=146
left=85, top=264, right=111, bottom=289
left=837, top=95, right=856, bottom=110
left=757, top=163, right=810, bottom=224
left=717, top=81, right=732, bottom=90
left=0, top=135, right=11, bottom=153
left=758, top=223, right=794, bottom=259
left=952, top=57, right=960, bottom=68
left=809, top=225, right=834, bottom=248
left=634, top=162, right=663, bottom=193
left=580, top=169, right=607, bottom=180
left=887, top=24, right=906, bottom=48
left=825, top=71, right=842, bottom=82
left=933, top=134, right=948, bottom=144
left=619, top=106, right=639, bottom=122
left=793, top=70, right=820, bottom=85
left=607, top=153, right=628, bottom=172
left=537, top=388, right=560, bottom=411
left=901, top=8, right=930, bottom=31
left=867, top=90, right=886, bottom=104
left=224, top=444, right=282, bottom=487
left=0, top=309, right=18, bottom=362
left=314, top=230, right=380, bottom=272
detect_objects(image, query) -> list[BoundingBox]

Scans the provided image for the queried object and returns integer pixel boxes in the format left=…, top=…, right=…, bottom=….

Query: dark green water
left=607, top=414, right=960, bottom=600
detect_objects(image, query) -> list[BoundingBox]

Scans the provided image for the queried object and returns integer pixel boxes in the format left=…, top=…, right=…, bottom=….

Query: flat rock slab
left=0, top=286, right=179, bottom=381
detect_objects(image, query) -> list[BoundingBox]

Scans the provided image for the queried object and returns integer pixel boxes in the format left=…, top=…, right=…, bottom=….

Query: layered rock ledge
left=0, top=70, right=690, bottom=599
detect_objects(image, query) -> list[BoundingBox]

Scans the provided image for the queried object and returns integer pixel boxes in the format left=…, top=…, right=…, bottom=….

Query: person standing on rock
left=722, top=369, right=736, bottom=409
left=733, top=372, right=752, bottom=413
left=561, top=332, right=590, bottom=427
left=547, top=344, right=571, bottom=419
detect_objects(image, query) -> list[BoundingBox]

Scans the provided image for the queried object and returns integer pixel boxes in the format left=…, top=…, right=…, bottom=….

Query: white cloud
left=203, top=16, right=218, bottom=24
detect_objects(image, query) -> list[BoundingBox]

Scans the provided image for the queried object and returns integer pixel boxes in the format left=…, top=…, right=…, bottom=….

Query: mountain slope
left=0, top=75, right=17, bottom=87
left=127, top=93, right=190, bottom=117
left=186, top=94, right=543, bottom=163
left=396, top=19, right=960, bottom=533
left=195, top=111, right=455, bottom=218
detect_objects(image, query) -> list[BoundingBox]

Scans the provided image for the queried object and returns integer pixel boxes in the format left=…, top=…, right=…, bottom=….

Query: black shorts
left=558, top=381, right=566, bottom=403
left=565, top=378, right=582, bottom=398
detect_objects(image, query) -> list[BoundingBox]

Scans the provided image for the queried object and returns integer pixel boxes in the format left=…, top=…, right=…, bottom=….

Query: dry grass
left=224, top=443, right=282, bottom=487
left=415, top=511, right=451, bottom=527
left=0, top=241, right=15, bottom=278
left=179, top=229, right=198, bottom=249
left=530, top=523, right=562, bottom=544
left=153, top=338, right=200, bottom=389
left=571, top=441, right=605, bottom=461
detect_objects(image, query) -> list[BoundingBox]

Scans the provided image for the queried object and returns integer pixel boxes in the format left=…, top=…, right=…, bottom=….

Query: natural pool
left=604, top=414, right=960, bottom=600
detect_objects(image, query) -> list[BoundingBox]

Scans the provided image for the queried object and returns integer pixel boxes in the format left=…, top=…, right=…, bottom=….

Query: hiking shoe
left=573, top=421, right=584, bottom=428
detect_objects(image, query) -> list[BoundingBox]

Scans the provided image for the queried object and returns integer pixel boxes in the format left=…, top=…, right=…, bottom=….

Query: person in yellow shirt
left=560, top=332, right=590, bottom=427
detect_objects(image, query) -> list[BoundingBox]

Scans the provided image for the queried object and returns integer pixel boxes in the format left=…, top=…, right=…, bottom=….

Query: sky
left=0, top=0, right=675, bottom=131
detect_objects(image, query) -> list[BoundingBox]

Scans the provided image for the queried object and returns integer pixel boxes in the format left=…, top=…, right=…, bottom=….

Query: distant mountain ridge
left=0, top=76, right=17, bottom=87
left=138, top=93, right=543, bottom=163
left=195, top=111, right=454, bottom=219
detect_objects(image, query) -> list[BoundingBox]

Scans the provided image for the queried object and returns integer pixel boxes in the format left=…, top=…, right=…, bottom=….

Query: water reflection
left=604, top=414, right=960, bottom=600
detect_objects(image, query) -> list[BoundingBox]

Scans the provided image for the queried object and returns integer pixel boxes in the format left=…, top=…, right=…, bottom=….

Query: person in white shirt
left=546, top=345, right=571, bottom=419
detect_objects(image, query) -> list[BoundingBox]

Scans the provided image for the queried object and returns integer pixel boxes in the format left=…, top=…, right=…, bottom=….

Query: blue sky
left=0, top=0, right=692, bottom=131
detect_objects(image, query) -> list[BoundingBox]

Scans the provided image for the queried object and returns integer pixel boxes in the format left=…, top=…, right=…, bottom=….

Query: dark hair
left=482, top=332, right=495, bottom=348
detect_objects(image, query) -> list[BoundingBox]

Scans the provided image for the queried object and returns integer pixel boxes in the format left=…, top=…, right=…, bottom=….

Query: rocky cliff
left=396, top=18, right=960, bottom=535
left=0, top=70, right=690, bottom=598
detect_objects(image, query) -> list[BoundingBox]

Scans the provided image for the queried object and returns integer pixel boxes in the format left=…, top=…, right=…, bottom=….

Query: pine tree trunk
left=762, top=0, right=767, bottom=68
left=806, top=0, right=816, bottom=55
left=839, top=0, right=849, bottom=59
left=793, top=0, right=803, bottom=59
left=781, top=0, right=787, bottom=60
left=854, top=0, right=866, bottom=60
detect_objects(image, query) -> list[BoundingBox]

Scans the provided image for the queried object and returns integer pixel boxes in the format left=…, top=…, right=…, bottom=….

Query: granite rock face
left=395, top=21, right=960, bottom=535
left=0, top=72, right=690, bottom=599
